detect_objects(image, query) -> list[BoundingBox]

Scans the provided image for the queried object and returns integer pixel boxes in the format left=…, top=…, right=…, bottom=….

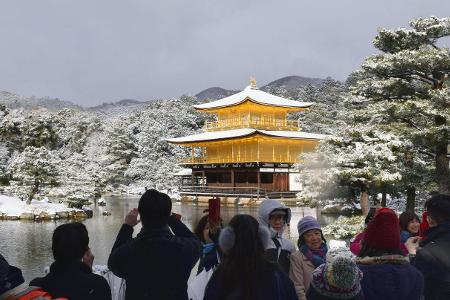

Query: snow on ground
left=0, top=195, right=81, bottom=218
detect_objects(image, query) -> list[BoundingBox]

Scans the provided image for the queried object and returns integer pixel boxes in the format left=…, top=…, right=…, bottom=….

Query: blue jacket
left=357, top=262, right=423, bottom=300
left=400, top=230, right=410, bottom=244
left=108, top=215, right=202, bottom=300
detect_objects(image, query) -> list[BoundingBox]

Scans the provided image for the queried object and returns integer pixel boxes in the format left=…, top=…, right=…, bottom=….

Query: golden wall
left=181, top=135, right=317, bottom=164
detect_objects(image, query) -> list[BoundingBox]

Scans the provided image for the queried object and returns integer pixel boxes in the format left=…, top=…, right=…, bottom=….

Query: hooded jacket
left=258, top=199, right=295, bottom=273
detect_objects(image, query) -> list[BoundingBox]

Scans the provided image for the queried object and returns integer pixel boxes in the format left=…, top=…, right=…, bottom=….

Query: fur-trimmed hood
left=258, top=199, right=292, bottom=227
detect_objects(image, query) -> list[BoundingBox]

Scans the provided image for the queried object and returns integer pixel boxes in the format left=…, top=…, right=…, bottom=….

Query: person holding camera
left=108, top=189, right=202, bottom=300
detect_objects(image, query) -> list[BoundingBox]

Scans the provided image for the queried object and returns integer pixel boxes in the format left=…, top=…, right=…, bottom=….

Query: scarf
left=300, top=243, right=328, bottom=267
left=203, top=242, right=216, bottom=255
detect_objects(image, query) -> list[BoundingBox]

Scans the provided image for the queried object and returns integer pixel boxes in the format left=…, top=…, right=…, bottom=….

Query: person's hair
left=194, top=215, right=209, bottom=243
left=138, top=189, right=172, bottom=228
left=398, top=211, right=420, bottom=232
left=297, top=229, right=327, bottom=248
left=425, top=194, right=450, bottom=224
left=358, top=240, right=403, bottom=257
left=194, top=214, right=223, bottom=244
left=209, top=214, right=270, bottom=300
left=365, top=207, right=377, bottom=225
left=52, top=222, right=89, bottom=262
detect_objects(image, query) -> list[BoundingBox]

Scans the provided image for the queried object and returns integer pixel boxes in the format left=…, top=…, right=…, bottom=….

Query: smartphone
left=208, top=197, right=220, bottom=225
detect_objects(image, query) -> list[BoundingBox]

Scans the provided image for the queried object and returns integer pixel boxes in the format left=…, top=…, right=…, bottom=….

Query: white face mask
left=269, top=226, right=281, bottom=238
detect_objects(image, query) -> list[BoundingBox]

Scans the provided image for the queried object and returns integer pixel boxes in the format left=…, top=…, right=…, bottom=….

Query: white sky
left=0, top=0, right=449, bottom=106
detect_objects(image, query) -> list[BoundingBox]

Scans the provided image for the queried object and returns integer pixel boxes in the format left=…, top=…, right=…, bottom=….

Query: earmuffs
left=218, top=224, right=270, bottom=254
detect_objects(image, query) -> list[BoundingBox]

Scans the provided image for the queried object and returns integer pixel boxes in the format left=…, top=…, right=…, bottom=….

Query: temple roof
left=193, top=86, right=313, bottom=110
left=167, top=128, right=328, bottom=144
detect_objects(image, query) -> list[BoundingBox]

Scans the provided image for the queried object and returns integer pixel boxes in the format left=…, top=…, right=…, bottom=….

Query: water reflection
left=0, top=196, right=337, bottom=282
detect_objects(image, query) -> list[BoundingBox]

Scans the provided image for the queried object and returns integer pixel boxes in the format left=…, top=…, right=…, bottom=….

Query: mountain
left=195, top=87, right=238, bottom=101
left=262, top=75, right=325, bottom=90
left=0, top=91, right=82, bottom=111
left=195, top=75, right=327, bottom=101
left=87, top=99, right=147, bottom=111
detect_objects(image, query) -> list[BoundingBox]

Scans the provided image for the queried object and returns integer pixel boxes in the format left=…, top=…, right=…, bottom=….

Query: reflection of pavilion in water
left=168, top=79, right=327, bottom=202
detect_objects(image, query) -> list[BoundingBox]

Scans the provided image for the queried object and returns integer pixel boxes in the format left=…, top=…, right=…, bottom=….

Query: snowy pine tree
left=350, top=16, right=450, bottom=195
left=7, top=146, right=59, bottom=203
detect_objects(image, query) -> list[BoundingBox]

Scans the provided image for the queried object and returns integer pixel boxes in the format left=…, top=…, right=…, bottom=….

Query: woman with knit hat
left=356, top=208, right=424, bottom=300
left=306, top=249, right=364, bottom=300
left=289, top=216, right=328, bottom=300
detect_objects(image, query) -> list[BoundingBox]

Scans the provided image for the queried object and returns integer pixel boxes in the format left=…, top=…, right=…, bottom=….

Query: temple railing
left=204, top=118, right=299, bottom=132
left=180, top=155, right=298, bottom=165
left=179, top=185, right=298, bottom=199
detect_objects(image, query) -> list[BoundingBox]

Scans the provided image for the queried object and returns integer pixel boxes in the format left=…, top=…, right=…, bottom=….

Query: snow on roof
left=194, top=86, right=313, bottom=110
left=174, top=168, right=192, bottom=176
left=167, top=128, right=328, bottom=144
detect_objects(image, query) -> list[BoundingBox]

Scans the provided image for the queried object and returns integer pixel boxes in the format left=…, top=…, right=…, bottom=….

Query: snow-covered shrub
left=322, top=216, right=365, bottom=239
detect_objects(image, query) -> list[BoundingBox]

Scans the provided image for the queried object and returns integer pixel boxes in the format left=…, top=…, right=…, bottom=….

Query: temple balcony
left=204, top=118, right=299, bottom=132
left=179, top=153, right=299, bottom=165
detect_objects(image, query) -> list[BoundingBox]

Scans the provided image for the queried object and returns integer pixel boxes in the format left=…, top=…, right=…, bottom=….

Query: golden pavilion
left=167, top=79, right=326, bottom=202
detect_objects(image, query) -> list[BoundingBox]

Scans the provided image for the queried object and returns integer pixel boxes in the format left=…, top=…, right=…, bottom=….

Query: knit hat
left=364, top=208, right=400, bottom=250
left=297, top=216, right=321, bottom=238
left=310, top=255, right=363, bottom=299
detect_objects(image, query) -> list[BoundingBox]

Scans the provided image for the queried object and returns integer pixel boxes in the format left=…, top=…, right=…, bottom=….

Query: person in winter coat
left=204, top=214, right=297, bottom=300
left=289, top=216, right=328, bottom=300
left=108, top=189, right=202, bottom=300
left=258, top=199, right=296, bottom=273
left=405, top=194, right=450, bottom=300
left=30, top=222, right=111, bottom=300
left=0, top=254, right=25, bottom=297
left=398, top=211, right=420, bottom=243
left=306, top=249, right=364, bottom=300
left=193, top=214, right=222, bottom=274
left=356, top=208, right=423, bottom=300
left=349, top=208, right=376, bottom=255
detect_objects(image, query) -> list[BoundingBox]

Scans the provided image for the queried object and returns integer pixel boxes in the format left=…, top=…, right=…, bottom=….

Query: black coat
left=30, top=261, right=111, bottom=300
left=413, top=223, right=450, bottom=300
left=108, top=215, right=202, bottom=300
left=204, top=263, right=297, bottom=300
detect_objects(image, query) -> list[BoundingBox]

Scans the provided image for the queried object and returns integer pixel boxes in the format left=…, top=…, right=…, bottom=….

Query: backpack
left=2, top=286, right=68, bottom=300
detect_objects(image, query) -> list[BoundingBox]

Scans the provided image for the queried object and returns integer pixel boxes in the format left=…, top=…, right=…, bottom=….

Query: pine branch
left=418, top=150, right=435, bottom=158
left=400, top=118, right=422, bottom=130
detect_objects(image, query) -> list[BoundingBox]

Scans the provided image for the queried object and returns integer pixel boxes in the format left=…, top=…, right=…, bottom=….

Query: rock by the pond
left=56, top=211, right=69, bottom=219
left=19, top=212, right=35, bottom=220
left=71, top=211, right=88, bottom=219
left=102, top=211, right=111, bottom=216
left=82, top=207, right=94, bottom=218
left=97, top=198, right=107, bottom=206
left=321, top=203, right=343, bottom=214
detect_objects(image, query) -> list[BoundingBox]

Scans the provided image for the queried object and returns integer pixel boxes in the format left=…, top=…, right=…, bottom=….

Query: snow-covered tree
left=294, top=78, right=348, bottom=135
left=103, top=118, right=138, bottom=186
left=125, top=96, right=206, bottom=190
left=7, top=146, right=59, bottom=203
left=0, top=142, right=9, bottom=184
left=0, top=108, right=59, bottom=152
left=350, top=16, right=450, bottom=195
left=296, top=127, right=427, bottom=215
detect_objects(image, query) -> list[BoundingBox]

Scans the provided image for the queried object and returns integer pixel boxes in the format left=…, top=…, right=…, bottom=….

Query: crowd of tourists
left=0, top=189, right=449, bottom=300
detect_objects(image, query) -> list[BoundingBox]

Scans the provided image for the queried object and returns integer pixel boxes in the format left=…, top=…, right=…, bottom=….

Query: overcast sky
left=0, top=1, right=449, bottom=106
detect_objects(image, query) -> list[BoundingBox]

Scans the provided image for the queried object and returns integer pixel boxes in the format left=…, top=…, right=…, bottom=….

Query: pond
left=0, top=196, right=338, bottom=282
